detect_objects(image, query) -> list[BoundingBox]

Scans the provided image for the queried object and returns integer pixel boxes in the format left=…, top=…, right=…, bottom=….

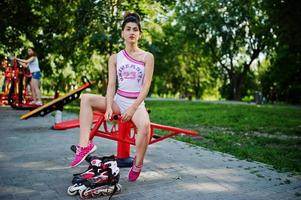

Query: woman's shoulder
left=28, top=56, right=38, bottom=63
left=110, top=50, right=124, bottom=58
left=143, top=51, right=154, bottom=61
left=109, top=53, right=117, bottom=58
left=108, top=53, right=117, bottom=63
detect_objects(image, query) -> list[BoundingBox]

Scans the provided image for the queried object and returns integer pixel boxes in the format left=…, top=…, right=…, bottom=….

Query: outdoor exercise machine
left=0, top=56, right=37, bottom=109
left=0, top=56, right=10, bottom=105
left=52, top=111, right=200, bottom=167
left=20, top=79, right=94, bottom=120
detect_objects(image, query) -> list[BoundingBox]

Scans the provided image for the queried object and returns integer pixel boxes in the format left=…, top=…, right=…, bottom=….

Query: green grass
left=146, top=101, right=301, bottom=136
left=65, top=100, right=301, bottom=172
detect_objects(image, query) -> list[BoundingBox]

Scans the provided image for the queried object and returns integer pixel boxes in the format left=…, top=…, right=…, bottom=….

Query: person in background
left=15, top=47, right=42, bottom=105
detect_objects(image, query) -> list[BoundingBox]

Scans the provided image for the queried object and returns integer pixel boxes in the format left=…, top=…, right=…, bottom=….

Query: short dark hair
left=121, top=12, right=141, bottom=32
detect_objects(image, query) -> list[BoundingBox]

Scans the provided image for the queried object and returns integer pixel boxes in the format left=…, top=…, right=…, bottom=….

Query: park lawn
left=146, top=101, right=300, bottom=136
left=65, top=100, right=301, bottom=172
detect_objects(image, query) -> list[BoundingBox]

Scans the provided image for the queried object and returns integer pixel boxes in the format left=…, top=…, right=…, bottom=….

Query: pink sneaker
left=128, top=157, right=143, bottom=182
left=35, top=101, right=43, bottom=106
left=70, top=142, right=97, bottom=167
left=29, top=100, right=36, bottom=105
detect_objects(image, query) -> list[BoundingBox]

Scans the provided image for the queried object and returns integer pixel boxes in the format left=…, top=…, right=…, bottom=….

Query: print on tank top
left=116, top=50, right=145, bottom=98
left=118, top=64, right=143, bottom=83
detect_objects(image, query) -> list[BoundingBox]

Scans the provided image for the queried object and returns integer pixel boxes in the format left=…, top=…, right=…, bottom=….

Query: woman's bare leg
left=30, top=79, right=37, bottom=101
left=79, top=94, right=120, bottom=147
left=131, top=107, right=151, bottom=166
left=32, top=79, right=41, bottom=102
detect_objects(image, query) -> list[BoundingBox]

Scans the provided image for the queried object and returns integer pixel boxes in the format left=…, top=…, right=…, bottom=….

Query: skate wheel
left=116, top=184, right=122, bottom=194
left=67, top=186, right=78, bottom=196
left=79, top=189, right=87, bottom=199
left=79, top=184, right=122, bottom=199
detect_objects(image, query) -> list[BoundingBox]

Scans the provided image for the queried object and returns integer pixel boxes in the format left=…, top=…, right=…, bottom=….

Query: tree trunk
left=229, top=72, right=246, bottom=101
left=233, top=74, right=246, bottom=100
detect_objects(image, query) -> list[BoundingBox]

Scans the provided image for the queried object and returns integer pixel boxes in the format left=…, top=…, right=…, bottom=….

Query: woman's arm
left=130, top=52, right=155, bottom=109
left=19, top=62, right=28, bottom=68
left=15, top=56, right=36, bottom=64
left=105, top=54, right=117, bottom=119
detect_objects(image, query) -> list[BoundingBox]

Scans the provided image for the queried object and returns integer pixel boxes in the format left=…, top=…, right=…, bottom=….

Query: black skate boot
left=78, top=158, right=121, bottom=199
left=67, top=155, right=118, bottom=196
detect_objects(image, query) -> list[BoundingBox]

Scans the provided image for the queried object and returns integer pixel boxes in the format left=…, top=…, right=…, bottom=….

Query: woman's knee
left=80, top=94, right=92, bottom=106
left=80, top=94, right=105, bottom=110
left=137, top=121, right=151, bottom=135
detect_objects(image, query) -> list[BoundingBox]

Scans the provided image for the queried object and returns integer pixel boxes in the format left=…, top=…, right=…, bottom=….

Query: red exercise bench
left=53, top=111, right=200, bottom=167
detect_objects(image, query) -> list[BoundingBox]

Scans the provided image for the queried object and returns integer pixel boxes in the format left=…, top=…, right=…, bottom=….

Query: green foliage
left=260, top=0, right=301, bottom=104
left=174, top=0, right=275, bottom=100
left=0, top=0, right=39, bottom=53
left=0, top=0, right=299, bottom=103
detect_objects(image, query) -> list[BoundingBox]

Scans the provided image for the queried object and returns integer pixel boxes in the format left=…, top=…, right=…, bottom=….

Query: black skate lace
left=108, top=184, right=118, bottom=200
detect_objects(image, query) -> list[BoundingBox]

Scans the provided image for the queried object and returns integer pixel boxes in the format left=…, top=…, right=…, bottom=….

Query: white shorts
left=114, top=93, right=145, bottom=114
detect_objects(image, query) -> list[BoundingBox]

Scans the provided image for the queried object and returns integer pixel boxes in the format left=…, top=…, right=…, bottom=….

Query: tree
left=0, top=0, right=40, bottom=54
left=174, top=0, right=274, bottom=100
left=261, top=0, right=301, bottom=103
left=149, top=14, right=217, bottom=99
left=0, top=0, right=174, bottom=94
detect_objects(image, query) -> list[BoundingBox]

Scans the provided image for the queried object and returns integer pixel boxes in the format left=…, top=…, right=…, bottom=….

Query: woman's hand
left=121, top=106, right=136, bottom=122
left=104, top=107, right=113, bottom=121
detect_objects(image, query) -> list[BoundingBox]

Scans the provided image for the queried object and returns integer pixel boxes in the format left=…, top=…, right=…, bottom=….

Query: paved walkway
left=0, top=106, right=300, bottom=200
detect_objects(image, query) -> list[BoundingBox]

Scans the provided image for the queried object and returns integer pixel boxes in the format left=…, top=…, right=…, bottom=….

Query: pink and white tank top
left=116, top=50, right=145, bottom=98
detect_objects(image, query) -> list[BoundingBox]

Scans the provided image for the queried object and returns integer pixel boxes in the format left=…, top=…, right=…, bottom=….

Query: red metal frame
left=52, top=112, right=103, bottom=130
left=0, top=56, right=36, bottom=108
left=0, top=57, right=12, bottom=105
left=53, top=112, right=200, bottom=159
